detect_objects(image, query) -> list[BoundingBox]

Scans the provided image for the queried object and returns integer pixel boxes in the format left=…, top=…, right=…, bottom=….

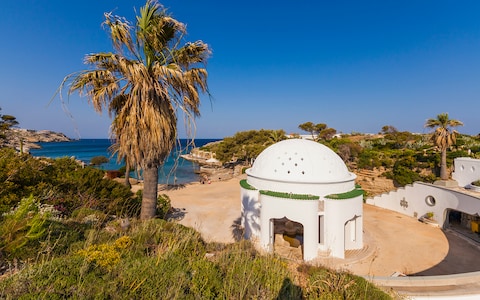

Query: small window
left=425, top=195, right=436, bottom=206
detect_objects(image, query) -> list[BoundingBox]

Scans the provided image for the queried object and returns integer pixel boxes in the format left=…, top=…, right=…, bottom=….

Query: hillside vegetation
left=202, top=128, right=480, bottom=196
left=3, top=124, right=478, bottom=298
left=0, top=147, right=394, bottom=298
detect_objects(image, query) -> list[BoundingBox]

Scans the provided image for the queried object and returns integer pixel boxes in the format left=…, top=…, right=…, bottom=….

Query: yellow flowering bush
left=114, top=235, right=133, bottom=249
left=78, top=235, right=132, bottom=270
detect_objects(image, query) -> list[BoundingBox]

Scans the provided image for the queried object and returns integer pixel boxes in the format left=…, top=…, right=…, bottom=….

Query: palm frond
left=173, top=41, right=211, bottom=69
left=103, top=12, right=137, bottom=57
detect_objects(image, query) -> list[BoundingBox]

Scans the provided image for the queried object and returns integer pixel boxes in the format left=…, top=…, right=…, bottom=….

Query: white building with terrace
left=240, top=139, right=364, bottom=261
left=367, top=157, right=480, bottom=233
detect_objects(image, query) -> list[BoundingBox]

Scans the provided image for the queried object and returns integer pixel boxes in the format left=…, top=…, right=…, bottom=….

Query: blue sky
left=1, top=1, right=480, bottom=139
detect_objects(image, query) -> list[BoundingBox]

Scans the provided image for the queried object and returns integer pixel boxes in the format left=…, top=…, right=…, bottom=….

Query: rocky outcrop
left=354, top=168, right=395, bottom=196
left=1, top=128, right=71, bottom=152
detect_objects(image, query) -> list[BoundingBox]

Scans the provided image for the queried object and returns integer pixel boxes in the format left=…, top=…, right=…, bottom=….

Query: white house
left=367, top=157, right=480, bottom=231
left=240, top=139, right=364, bottom=261
left=452, top=157, right=480, bottom=188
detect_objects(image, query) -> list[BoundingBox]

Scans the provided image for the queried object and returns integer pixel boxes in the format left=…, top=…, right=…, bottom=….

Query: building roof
left=246, top=139, right=355, bottom=183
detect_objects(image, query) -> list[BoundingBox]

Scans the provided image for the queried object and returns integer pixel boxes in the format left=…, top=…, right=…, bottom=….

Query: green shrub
left=157, top=194, right=172, bottom=219
left=0, top=196, right=50, bottom=259
left=206, top=129, right=286, bottom=163
left=0, top=255, right=114, bottom=299
left=0, top=196, right=90, bottom=262
left=357, top=150, right=383, bottom=170
left=392, top=165, right=422, bottom=186
left=0, top=149, right=136, bottom=217
left=0, top=149, right=45, bottom=213
left=89, top=155, right=109, bottom=166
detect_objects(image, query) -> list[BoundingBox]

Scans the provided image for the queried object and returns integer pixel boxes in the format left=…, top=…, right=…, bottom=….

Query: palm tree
left=425, top=113, right=463, bottom=180
left=60, top=0, right=210, bottom=219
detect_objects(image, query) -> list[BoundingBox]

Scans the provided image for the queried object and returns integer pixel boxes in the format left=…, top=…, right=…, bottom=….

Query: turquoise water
left=30, top=139, right=219, bottom=184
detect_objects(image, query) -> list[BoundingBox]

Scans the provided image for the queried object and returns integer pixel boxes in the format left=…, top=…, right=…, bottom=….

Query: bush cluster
left=0, top=148, right=139, bottom=216
left=0, top=195, right=88, bottom=261
left=204, top=129, right=286, bottom=163
left=77, top=235, right=133, bottom=270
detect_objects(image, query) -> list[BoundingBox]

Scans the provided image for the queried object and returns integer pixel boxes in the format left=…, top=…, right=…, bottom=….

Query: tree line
left=204, top=113, right=470, bottom=188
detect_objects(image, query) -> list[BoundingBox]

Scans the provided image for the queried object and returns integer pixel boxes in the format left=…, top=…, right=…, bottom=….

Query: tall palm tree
left=425, top=113, right=463, bottom=180
left=60, top=0, right=210, bottom=219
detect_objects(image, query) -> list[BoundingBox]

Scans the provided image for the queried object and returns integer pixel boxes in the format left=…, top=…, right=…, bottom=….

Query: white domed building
left=240, top=139, right=363, bottom=261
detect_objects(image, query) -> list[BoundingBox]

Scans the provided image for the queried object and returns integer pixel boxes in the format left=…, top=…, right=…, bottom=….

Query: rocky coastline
left=1, top=128, right=71, bottom=153
left=181, top=147, right=247, bottom=183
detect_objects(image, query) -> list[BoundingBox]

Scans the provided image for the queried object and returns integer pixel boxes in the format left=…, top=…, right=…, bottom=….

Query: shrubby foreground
left=0, top=149, right=393, bottom=299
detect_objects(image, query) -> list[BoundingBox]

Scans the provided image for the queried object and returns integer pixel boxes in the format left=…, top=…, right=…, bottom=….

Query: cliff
left=1, top=128, right=71, bottom=152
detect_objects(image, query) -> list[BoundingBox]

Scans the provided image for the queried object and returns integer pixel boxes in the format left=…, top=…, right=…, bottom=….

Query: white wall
left=324, top=196, right=363, bottom=258
left=366, top=182, right=480, bottom=226
left=452, top=157, right=480, bottom=187
left=259, top=194, right=319, bottom=261
left=240, top=187, right=261, bottom=239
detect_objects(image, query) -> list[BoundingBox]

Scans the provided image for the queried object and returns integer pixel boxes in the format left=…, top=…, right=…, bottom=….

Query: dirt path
left=160, top=176, right=244, bottom=243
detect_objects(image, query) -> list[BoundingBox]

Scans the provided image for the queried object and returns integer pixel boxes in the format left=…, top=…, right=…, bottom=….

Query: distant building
left=452, top=157, right=480, bottom=188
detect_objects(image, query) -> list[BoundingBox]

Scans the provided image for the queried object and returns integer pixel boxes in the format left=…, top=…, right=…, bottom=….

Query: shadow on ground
left=160, top=184, right=187, bottom=191
left=166, top=207, right=187, bottom=221
left=275, top=277, right=303, bottom=300
left=412, top=229, right=480, bottom=276
left=231, top=217, right=244, bottom=242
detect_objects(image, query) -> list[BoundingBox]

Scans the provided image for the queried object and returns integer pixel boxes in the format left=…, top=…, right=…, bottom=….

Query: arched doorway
left=270, top=217, right=304, bottom=260
left=446, top=208, right=480, bottom=236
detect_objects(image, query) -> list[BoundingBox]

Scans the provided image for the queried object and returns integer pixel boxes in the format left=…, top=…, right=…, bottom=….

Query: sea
left=30, top=139, right=220, bottom=184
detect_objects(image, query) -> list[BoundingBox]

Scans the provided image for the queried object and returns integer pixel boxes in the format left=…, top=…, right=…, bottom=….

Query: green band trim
left=239, top=179, right=257, bottom=190
left=259, top=190, right=320, bottom=200
left=325, top=188, right=364, bottom=200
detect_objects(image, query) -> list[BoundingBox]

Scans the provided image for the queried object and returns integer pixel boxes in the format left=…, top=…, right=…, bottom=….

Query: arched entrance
left=270, top=217, right=304, bottom=260
left=446, top=208, right=480, bottom=236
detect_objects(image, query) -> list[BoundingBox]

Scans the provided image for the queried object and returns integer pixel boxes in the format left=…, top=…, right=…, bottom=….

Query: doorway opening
left=270, top=217, right=304, bottom=260
left=446, top=208, right=480, bottom=239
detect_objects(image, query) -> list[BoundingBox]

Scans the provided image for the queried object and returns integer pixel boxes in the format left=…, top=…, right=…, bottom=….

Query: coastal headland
left=1, top=128, right=70, bottom=152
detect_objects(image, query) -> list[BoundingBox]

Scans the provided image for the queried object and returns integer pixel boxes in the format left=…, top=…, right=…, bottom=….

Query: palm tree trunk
left=124, top=161, right=131, bottom=189
left=140, top=166, right=159, bottom=220
left=440, top=148, right=448, bottom=180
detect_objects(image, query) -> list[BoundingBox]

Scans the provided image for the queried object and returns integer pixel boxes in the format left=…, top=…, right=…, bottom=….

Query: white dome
left=246, top=139, right=354, bottom=183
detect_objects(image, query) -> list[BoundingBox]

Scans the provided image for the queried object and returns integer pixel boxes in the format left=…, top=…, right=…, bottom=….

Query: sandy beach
left=154, top=174, right=480, bottom=277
